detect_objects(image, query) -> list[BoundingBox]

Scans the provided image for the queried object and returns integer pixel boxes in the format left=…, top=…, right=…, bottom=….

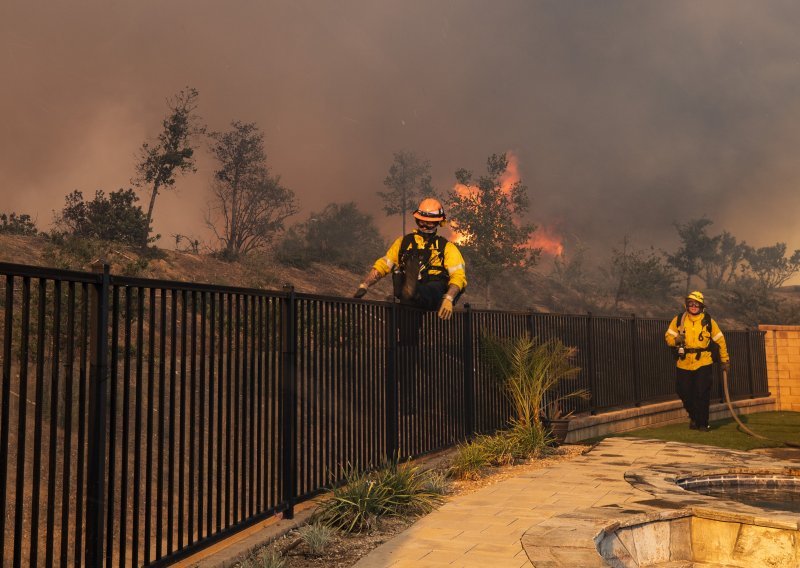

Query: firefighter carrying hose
left=353, top=198, right=467, bottom=320
left=665, top=291, right=730, bottom=431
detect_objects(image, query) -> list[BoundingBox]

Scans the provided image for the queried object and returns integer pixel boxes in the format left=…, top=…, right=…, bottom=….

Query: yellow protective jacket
left=373, top=231, right=467, bottom=291
left=665, top=312, right=729, bottom=371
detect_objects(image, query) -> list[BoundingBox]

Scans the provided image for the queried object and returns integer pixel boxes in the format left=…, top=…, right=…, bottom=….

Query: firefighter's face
left=687, top=300, right=702, bottom=313
left=416, top=219, right=438, bottom=234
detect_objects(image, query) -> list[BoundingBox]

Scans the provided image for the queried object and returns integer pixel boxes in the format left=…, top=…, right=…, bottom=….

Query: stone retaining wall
left=759, top=324, right=800, bottom=411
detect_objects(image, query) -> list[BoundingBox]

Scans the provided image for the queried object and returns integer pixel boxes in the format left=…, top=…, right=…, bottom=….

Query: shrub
left=54, top=188, right=152, bottom=246
left=0, top=212, right=38, bottom=236
left=275, top=202, right=385, bottom=270
left=481, top=333, right=588, bottom=431
left=315, top=460, right=444, bottom=533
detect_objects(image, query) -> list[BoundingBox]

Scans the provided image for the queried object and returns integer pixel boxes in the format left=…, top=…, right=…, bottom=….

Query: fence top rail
left=0, top=261, right=770, bottom=332
left=0, top=260, right=102, bottom=283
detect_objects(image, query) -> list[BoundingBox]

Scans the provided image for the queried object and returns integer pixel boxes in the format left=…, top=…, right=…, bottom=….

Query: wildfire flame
left=526, top=224, right=564, bottom=256
left=448, top=151, right=564, bottom=256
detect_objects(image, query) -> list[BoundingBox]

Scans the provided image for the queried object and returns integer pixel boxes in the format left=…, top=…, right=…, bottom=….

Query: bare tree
left=133, top=87, right=204, bottom=245
left=207, top=121, right=298, bottom=259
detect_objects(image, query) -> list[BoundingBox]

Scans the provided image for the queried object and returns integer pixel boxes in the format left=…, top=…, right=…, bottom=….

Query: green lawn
left=603, top=411, right=800, bottom=451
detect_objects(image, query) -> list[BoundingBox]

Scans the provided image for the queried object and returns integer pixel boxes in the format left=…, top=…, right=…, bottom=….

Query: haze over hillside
left=4, top=1, right=800, bottom=277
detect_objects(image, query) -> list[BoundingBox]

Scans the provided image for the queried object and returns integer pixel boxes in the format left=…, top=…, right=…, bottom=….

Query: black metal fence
left=0, top=262, right=770, bottom=566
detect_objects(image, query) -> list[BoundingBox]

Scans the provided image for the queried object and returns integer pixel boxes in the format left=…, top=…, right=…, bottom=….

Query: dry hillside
left=2, top=233, right=799, bottom=329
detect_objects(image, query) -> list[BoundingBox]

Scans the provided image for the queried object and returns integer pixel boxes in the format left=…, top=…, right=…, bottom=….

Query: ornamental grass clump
left=448, top=424, right=552, bottom=480
left=298, top=521, right=336, bottom=556
left=315, top=460, right=445, bottom=533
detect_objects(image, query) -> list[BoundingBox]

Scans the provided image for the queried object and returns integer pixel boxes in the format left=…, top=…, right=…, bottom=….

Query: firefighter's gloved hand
left=353, top=285, right=368, bottom=299
left=438, top=296, right=454, bottom=320
left=721, top=361, right=730, bottom=373
left=675, top=332, right=686, bottom=346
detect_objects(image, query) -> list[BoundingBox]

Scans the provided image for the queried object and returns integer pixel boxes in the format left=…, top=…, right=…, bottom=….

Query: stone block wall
left=759, top=324, right=800, bottom=411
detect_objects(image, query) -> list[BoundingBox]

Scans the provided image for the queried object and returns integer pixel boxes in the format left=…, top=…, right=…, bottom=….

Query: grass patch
left=608, top=411, right=800, bottom=451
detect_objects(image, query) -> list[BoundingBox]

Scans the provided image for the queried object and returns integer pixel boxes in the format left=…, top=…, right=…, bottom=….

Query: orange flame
left=449, top=152, right=563, bottom=256
left=526, top=224, right=564, bottom=256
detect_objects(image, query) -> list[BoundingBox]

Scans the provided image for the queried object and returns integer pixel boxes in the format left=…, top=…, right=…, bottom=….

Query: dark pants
left=410, top=280, right=449, bottom=311
left=675, top=364, right=713, bottom=427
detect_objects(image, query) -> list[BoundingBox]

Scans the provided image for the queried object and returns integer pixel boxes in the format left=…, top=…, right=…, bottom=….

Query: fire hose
left=721, top=368, right=800, bottom=449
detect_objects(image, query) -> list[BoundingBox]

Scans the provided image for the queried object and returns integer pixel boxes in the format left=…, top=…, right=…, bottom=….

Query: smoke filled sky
left=3, top=0, right=800, bottom=265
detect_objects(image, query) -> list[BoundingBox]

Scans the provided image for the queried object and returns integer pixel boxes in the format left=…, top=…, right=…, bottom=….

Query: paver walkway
left=353, top=437, right=799, bottom=567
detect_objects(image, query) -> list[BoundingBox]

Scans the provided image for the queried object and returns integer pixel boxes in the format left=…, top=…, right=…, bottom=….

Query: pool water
left=678, top=477, right=800, bottom=513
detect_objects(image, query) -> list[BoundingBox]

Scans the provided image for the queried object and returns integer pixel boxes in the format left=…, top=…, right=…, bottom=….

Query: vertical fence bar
left=119, top=287, right=132, bottom=568
left=74, top=283, right=89, bottom=567
left=144, top=287, right=156, bottom=564
left=385, top=302, right=398, bottom=460
left=280, top=285, right=297, bottom=519
left=630, top=314, right=641, bottom=406
left=745, top=329, right=755, bottom=398
left=167, top=290, right=177, bottom=554
left=29, top=279, right=47, bottom=567
left=178, top=290, right=188, bottom=549
left=586, top=312, right=597, bottom=414
left=463, top=304, right=475, bottom=439
left=45, top=280, right=62, bottom=566
left=0, top=276, right=13, bottom=566
left=12, top=277, right=31, bottom=568
left=61, top=282, right=76, bottom=566
left=86, top=262, right=110, bottom=567
left=105, top=285, right=119, bottom=567
left=188, top=291, right=197, bottom=545
left=133, top=287, right=144, bottom=568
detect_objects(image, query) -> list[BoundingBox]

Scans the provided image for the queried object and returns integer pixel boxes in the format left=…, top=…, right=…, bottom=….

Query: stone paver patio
left=353, top=437, right=800, bottom=567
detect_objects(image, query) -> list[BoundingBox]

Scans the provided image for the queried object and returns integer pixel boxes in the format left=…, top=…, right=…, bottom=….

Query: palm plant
left=481, top=333, right=589, bottom=430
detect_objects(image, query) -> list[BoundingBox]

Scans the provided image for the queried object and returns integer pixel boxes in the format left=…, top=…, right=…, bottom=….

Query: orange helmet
left=413, top=198, right=445, bottom=223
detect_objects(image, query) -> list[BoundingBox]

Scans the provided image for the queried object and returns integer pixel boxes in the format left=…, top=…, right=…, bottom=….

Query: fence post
left=745, top=328, right=755, bottom=398
left=630, top=313, right=641, bottom=406
left=385, top=302, right=398, bottom=459
left=463, top=304, right=475, bottom=439
left=586, top=312, right=597, bottom=415
left=280, top=285, right=297, bottom=520
left=86, top=261, right=110, bottom=567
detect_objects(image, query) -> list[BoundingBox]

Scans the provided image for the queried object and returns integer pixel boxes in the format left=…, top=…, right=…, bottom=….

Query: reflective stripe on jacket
left=665, top=312, right=729, bottom=371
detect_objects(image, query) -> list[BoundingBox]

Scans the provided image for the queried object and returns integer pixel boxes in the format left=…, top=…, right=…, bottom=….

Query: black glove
left=353, top=286, right=368, bottom=299
left=675, top=332, right=686, bottom=347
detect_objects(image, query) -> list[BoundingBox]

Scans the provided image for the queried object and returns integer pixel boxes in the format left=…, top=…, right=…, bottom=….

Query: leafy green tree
left=378, top=151, right=435, bottom=235
left=666, top=218, right=718, bottom=294
left=742, top=243, right=800, bottom=289
left=447, top=153, right=537, bottom=304
left=207, top=121, right=298, bottom=260
left=612, top=236, right=678, bottom=305
left=54, top=189, right=151, bottom=245
left=133, top=87, right=204, bottom=243
left=0, top=212, right=38, bottom=236
left=276, top=202, right=385, bottom=270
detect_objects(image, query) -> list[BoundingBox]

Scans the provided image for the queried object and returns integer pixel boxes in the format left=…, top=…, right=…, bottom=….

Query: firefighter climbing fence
left=0, top=261, right=769, bottom=567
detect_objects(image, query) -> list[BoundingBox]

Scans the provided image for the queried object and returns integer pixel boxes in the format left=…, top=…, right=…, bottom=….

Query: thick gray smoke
left=3, top=0, right=800, bottom=261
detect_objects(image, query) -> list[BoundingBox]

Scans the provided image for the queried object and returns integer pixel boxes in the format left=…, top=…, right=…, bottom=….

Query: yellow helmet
left=413, top=198, right=445, bottom=223
left=686, top=290, right=705, bottom=308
